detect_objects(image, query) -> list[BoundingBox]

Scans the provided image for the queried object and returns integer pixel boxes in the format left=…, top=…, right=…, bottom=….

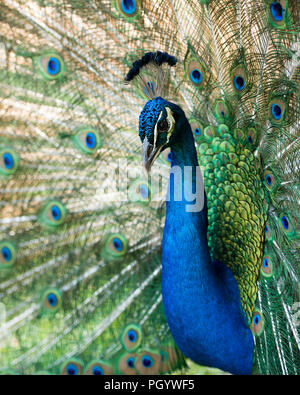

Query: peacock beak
left=142, top=136, right=165, bottom=173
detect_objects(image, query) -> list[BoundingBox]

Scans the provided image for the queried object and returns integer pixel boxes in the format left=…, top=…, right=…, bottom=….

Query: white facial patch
left=153, top=107, right=175, bottom=149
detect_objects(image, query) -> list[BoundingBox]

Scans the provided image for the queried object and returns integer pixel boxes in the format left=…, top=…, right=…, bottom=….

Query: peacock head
left=139, top=96, right=186, bottom=172
left=125, top=51, right=183, bottom=171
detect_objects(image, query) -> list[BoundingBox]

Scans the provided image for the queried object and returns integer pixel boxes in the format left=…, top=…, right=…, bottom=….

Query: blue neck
left=161, top=118, right=253, bottom=375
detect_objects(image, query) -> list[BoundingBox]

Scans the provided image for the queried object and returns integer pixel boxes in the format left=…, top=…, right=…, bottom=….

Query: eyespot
left=261, top=255, right=273, bottom=278
left=253, top=313, right=260, bottom=325
left=127, top=357, right=135, bottom=368
left=263, top=170, right=277, bottom=191
left=263, top=258, right=269, bottom=268
left=265, top=224, right=269, bottom=233
left=136, top=350, right=161, bottom=374
left=85, top=361, right=113, bottom=375
left=113, top=238, right=123, bottom=251
left=269, top=1, right=286, bottom=27
left=85, top=132, right=97, bottom=149
left=215, top=99, right=231, bottom=123
left=62, top=360, right=83, bottom=375
left=185, top=58, right=206, bottom=88
left=43, top=289, right=62, bottom=311
left=116, top=0, right=140, bottom=18
left=0, top=148, right=19, bottom=175
left=270, top=1, right=283, bottom=20
left=1, top=247, right=11, bottom=261
left=129, top=179, right=152, bottom=203
left=251, top=310, right=264, bottom=336
left=67, top=364, right=78, bottom=375
left=118, top=353, right=137, bottom=375
left=234, top=76, right=245, bottom=90
left=3, top=153, right=13, bottom=169
left=231, top=66, right=247, bottom=93
left=246, top=127, right=257, bottom=148
left=269, top=98, right=286, bottom=123
left=73, top=127, right=101, bottom=154
left=279, top=213, right=295, bottom=238
left=142, top=355, right=154, bottom=367
left=272, top=104, right=282, bottom=120
left=190, top=120, right=204, bottom=143
left=128, top=329, right=137, bottom=342
left=34, top=52, right=65, bottom=80
left=281, top=215, right=289, bottom=229
left=190, top=69, right=202, bottom=85
left=139, top=184, right=149, bottom=199
left=122, top=0, right=136, bottom=14
left=47, top=57, right=60, bottom=75
left=51, top=205, right=61, bottom=221
left=121, top=324, right=142, bottom=351
left=265, top=222, right=273, bottom=241
left=102, top=233, right=128, bottom=261
left=92, top=366, right=103, bottom=375
left=39, top=200, right=66, bottom=227
left=0, top=242, right=16, bottom=268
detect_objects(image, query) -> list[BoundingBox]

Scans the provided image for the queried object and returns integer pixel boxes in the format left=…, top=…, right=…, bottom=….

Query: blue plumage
left=47, top=57, right=60, bottom=75
left=138, top=97, right=254, bottom=374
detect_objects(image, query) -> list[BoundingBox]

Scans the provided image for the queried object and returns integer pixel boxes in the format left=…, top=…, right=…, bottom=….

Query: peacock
left=0, top=0, right=299, bottom=375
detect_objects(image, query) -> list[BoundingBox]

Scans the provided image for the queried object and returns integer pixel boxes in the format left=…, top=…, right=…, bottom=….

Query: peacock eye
left=233, top=75, right=245, bottom=91
left=0, top=148, right=19, bottom=175
left=127, top=357, right=135, bottom=368
left=0, top=242, right=16, bottom=268
left=73, top=127, right=101, bottom=154
left=157, top=119, right=169, bottom=133
left=116, top=0, right=140, bottom=18
left=66, top=364, right=78, bottom=375
left=43, top=288, right=62, bottom=311
left=85, top=361, right=113, bottom=375
left=102, top=233, right=128, bottom=261
left=34, top=52, right=65, bottom=80
left=39, top=200, right=66, bottom=227
left=142, top=355, right=154, bottom=367
left=121, top=324, right=142, bottom=351
left=62, top=360, right=83, bottom=375
left=190, top=69, right=203, bottom=84
left=47, top=57, right=61, bottom=76
left=270, top=1, right=283, bottom=21
left=251, top=309, right=264, bottom=336
left=91, top=366, right=104, bottom=375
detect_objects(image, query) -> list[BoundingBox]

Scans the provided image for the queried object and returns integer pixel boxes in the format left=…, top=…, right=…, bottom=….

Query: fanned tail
left=0, top=0, right=188, bottom=374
